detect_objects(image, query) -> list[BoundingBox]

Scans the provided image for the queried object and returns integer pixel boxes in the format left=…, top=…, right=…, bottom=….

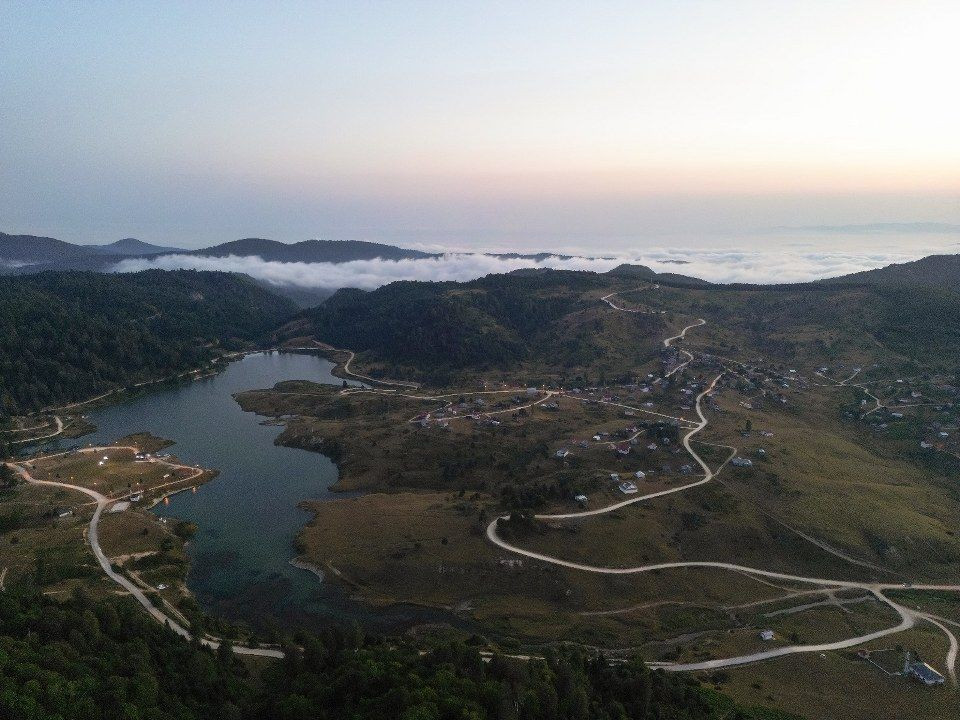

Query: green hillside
left=0, top=270, right=295, bottom=415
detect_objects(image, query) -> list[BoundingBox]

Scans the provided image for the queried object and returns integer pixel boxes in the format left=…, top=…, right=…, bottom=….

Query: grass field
left=245, top=277, right=960, bottom=716
left=716, top=625, right=957, bottom=720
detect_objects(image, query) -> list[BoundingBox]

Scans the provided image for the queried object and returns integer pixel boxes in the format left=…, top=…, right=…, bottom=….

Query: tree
left=0, top=462, right=17, bottom=487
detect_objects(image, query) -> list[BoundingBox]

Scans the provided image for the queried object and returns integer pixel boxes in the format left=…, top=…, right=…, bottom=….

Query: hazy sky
left=1, top=1, right=958, bottom=250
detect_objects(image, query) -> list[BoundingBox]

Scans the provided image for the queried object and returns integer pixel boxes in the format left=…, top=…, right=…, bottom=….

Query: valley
left=3, top=258, right=960, bottom=719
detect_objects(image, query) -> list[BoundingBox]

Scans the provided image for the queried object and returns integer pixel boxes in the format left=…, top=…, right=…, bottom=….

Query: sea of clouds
left=111, top=246, right=940, bottom=291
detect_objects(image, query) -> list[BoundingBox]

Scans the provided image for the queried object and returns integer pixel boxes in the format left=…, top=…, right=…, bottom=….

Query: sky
left=1, top=1, right=959, bottom=254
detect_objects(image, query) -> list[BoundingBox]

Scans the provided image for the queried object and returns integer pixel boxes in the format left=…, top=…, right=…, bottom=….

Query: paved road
left=8, top=456, right=284, bottom=658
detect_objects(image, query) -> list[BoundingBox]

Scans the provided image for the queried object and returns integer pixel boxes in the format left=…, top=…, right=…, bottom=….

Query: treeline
left=0, top=587, right=798, bottom=720
left=0, top=270, right=295, bottom=415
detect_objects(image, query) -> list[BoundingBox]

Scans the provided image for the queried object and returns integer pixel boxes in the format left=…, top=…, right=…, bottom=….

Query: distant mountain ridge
left=0, top=232, right=440, bottom=270
left=4, top=230, right=960, bottom=294
left=90, top=238, right=185, bottom=255
left=0, top=233, right=90, bottom=264
left=0, top=232, right=608, bottom=271
left=193, top=238, right=437, bottom=263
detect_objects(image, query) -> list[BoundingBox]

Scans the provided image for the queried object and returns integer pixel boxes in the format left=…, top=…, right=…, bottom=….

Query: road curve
left=538, top=374, right=722, bottom=520
left=310, top=341, right=420, bottom=389
left=662, top=318, right=706, bottom=349
left=8, top=461, right=283, bottom=658
left=484, top=351, right=960, bottom=671
left=922, top=614, right=958, bottom=685
left=11, top=416, right=64, bottom=445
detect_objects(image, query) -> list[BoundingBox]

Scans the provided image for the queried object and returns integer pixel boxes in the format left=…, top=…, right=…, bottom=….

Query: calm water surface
left=34, top=352, right=453, bottom=631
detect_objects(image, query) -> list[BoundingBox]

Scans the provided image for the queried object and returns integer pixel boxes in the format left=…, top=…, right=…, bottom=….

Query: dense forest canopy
left=0, top=270, right=295, bottom=414
left=295, top=271, right=664, bottom=379
left=0, top=587, right=796, bottom=720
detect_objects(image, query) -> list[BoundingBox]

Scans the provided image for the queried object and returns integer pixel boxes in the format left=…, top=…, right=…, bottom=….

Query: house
left=908, top=661, right=946, bottom=686
left=556, top=448, right=570, bottom=459
left=526, top=387, right=539, bottom=396
left=54, top=507, right=73, bottom=518
left=647, top=443, right=658, bottom=451
left=759, top=630, right=774, bottom=641
left=732, top=457, right=753, bottom=468
left=618, top=481, right=639, bottom=494
left=129, top=492, right=143, bottom=502
left=634, top=470, right=646, bottom=479
left=610, top=473, right=620, bottom=481
left=574, top=494, right=588, bottom=504
left=615, top=442, right=631, bottom=456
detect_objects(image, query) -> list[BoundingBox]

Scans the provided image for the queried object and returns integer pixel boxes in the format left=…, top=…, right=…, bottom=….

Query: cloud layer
left=111, top=246, right=937, bottom=290
left=111, top=253, right=623, bottom=289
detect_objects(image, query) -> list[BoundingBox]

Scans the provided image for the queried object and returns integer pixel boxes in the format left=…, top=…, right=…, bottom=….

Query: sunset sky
left=1, top=1, right=958, bottom=248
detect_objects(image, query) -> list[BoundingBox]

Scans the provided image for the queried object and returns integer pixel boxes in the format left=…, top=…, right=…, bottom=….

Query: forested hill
left=827, top=253, right=960, bottom=291
left=0, top=270, right=295, bottom=414
left=0, top=587, right=797, bottom=720
left=193, top=237, right=438, bottom=262
left=287, top=270, right=667, bottom=384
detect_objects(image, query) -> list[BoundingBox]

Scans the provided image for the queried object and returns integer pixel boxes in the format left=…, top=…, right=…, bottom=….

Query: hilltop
left=192, top=237, right=438, bottom=262
left=89, top=237, right=185, bottom=255
left=827, top=254, right=960, bottom=291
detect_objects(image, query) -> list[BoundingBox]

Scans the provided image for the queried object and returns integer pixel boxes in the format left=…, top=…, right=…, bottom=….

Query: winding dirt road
left=10, top=416, right=64, bottom=445
left=8, top=456, right=283, bottom=658
left=485, top=299, right=960, bottom=677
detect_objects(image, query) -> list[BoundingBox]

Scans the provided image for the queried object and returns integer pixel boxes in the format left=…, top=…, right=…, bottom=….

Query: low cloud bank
left=111, top=253, right=623, bottom=289
left=111, top=247, right=933, bottom=290
left=639, top=248, right=923, bottom=284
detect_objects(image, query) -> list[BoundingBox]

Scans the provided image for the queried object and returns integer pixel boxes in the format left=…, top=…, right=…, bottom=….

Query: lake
left=32, top=352, right=456, bottom=631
